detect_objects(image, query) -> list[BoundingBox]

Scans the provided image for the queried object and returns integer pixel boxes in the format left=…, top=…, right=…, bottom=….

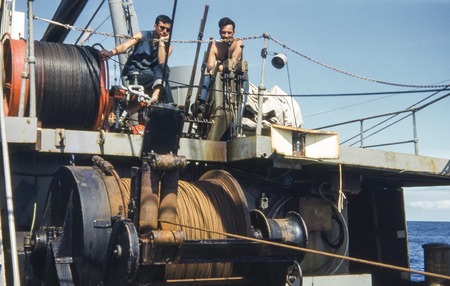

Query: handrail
left=315, top=108, right=420, bottom=154
left=314, top=91, right=450, bottom=155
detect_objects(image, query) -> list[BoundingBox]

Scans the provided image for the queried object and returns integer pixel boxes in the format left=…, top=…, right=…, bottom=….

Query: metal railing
left=315, top=90, right=450, bottom=156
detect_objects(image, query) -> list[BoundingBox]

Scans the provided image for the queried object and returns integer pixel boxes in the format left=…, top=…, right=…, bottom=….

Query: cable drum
left=116, top=171, right=252, bottom=280
left=34, top=41, right=108, bottom=129
left=2, top=38, right=108, bottom=130
left=165, top=170, right=252, bottom=280
left=2, top=36, right=28, bottom=116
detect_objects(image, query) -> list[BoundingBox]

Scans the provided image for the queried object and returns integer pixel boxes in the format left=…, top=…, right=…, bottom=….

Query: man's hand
left=158, top=36, right=170, bottom=47
left=100, top=48, right=114, bottom=59
left=149, top=95, right=159, bottom=105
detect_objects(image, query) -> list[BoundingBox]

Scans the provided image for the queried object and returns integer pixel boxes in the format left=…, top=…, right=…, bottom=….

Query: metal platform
left=3, top=117, right=450, bottom=188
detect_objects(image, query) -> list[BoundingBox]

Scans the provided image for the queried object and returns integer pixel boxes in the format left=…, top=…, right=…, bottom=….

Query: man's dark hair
left=218, top=17, right=235, bottom=30
left=155, top=15, right=172, bottom=25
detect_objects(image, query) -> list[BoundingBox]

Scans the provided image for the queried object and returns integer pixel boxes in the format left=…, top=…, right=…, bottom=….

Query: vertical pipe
left=412, top=110, right=419, bottom=155
left=138, top=161, right=159, bottom=232
left=256, top=33, right=269, bottom=136
left=285, top=62, right=299, bottom=127
left=0, top=0, right=14, bottom=36
left=0, top=44, right=21, bottom=285
left=18, top=0, right=36, bottom=118
left=359, top=119, right=364, bottom=148
left=27, top=0, right=36, bottom=118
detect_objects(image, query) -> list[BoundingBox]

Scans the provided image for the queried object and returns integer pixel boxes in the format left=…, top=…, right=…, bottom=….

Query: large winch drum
left=2, top=37, right=109, bottom=130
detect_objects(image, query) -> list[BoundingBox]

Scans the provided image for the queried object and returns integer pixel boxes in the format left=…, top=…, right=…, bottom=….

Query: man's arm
left=230, top=39, right=243, bottom=63
left=157, top=36, right=173, bottom=64
left=206, top=42, right=218, bottom=72
left=100, top=32, right=143, bottom=58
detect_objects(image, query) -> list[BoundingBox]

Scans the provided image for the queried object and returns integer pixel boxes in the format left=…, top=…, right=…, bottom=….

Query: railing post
left=256, top=33, right=269, bottom=136
left=360, top=119, right=364, bottom=148
left=412, top=110, right=419, bottom=155
left=28, top=0, right=36, bottom=118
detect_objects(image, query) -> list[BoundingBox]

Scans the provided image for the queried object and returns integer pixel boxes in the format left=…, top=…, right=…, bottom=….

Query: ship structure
left=0, top=1, right=449, bottom=285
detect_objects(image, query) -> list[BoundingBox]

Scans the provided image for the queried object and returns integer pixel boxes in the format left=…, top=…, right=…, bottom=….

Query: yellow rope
left=164, top=179, right=250, bottom=279
left=337, top=163, right=346, bottom=212
left=160, top=220, right=450, bottom=281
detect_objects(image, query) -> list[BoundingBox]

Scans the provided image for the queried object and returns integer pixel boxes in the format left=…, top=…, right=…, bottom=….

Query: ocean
left=407, top=221, right=450, bottom=282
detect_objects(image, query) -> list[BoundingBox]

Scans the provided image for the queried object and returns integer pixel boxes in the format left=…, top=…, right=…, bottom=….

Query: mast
left=1, top=0, right=16, bottom=36
left=107, top=0, right=140, bottom=73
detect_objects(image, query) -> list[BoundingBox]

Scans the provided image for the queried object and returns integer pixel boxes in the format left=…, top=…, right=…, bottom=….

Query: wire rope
left=161, top=220, right=450, bottom=282
left=32, top=41, right=107, bottom=130
left=164, top=176, right=250, bottom=280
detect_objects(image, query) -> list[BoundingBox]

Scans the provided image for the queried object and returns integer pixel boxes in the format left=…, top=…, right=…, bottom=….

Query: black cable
left=34, top=41, right=102, bottom=130
left=267, top=88, right=449, bottom=97
left=105, top=53, right=448, bottom=100
left=321, top=211, right=345, bottom=249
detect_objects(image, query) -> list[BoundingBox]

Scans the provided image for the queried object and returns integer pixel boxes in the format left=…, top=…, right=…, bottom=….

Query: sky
left=12, top=0, right=450, bottom=221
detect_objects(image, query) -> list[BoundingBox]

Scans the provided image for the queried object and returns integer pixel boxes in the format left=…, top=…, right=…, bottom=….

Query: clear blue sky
left=15, top=0, right=450, bottom=221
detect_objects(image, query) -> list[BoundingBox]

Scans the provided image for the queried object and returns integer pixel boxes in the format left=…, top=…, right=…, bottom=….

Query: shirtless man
left=197, top=17, right=243, bottom=107
left=207, top=17, right=243, bottom=73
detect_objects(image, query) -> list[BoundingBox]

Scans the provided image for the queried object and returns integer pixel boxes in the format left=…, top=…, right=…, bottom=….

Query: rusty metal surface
left=146, top=153, right=187, bottom=171
left=140, top=230, right=184, bottom=265
left=227, top=135, right=272, bottom=161
left=299, top=197, right=332, bottom=232
left=5, top=116, right=450, bottom=186
left=38, top=128, right=143, bottom=156
left=138, top=161, right=159, bottom=233
left=179, top=137, right=227, bottom=162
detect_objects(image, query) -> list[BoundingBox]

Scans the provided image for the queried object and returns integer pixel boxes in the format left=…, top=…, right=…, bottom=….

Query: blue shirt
left=122, top=30, right=159, bottom=76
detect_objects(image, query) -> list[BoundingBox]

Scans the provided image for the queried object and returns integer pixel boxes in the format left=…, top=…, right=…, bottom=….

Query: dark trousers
left=130, top=64, right=174, bottom=103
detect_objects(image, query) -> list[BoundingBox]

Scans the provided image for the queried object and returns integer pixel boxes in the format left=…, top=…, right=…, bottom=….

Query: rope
left=268, top=36, right=450, bottom=89
left=34, top=16, right=136, bottom=40
left=337, top=164, right=346, bottom=212
left=160, top=220, right=450, bottom=282
left=164, top=179, right=250, bottom=280
left=34, top=15, right=448, bottom=89
left=118, top=174, right=444, bottom=281
left=34, top=16, right=261, bottom=44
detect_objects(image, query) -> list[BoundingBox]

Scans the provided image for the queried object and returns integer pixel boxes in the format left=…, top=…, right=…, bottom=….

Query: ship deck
left=4, top=116, right=450, bottom=188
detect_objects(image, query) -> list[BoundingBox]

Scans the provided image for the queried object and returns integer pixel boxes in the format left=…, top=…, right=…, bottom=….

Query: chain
left=173, top=35, right=263, bottom=44
left=34, top=16, right=138, bottom=40
left=269, top=36, right=450, bottom=89
left=34, top=16, right=262, bottom=44
left=34, top=15, right=447, bottom=89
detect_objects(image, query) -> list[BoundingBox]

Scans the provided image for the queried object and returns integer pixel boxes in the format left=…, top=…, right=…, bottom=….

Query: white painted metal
left=302, top=274, right=372, bottom=286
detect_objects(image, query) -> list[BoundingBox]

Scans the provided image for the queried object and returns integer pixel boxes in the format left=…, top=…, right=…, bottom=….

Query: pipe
left=256, top=33, right=269, bottom=136
left=0, top=43, right=21, bottom=285
left=27, top=0, right=36, bottom=118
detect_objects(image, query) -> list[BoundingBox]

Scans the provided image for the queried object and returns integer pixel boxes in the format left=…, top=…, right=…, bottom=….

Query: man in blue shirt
left=101, top=15, right=173, bottom=104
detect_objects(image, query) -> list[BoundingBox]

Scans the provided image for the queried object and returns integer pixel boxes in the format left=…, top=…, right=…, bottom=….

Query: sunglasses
left=158, top=25, right=171, bottom=32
